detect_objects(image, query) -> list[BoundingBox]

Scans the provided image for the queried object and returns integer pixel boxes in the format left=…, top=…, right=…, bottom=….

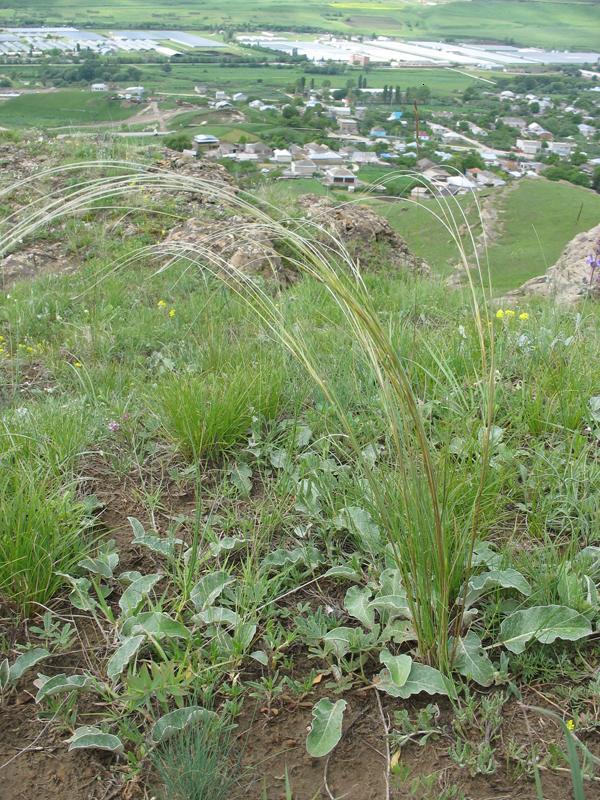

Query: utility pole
left=414, top=99, right=420, bottom=157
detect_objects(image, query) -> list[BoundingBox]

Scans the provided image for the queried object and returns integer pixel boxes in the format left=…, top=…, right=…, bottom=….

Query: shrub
left=163, top=132, right=192, bottom=152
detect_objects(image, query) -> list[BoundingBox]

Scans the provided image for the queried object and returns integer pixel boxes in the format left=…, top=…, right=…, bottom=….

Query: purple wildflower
left=107, top=420, right=120, bottom=432
left=586, top=237, right=600, bottom=292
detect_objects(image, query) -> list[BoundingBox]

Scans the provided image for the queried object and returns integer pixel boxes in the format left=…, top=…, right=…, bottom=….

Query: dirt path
left=48, top=102, right=184, bottom=132
left=447, top=181, right=518, bottom=286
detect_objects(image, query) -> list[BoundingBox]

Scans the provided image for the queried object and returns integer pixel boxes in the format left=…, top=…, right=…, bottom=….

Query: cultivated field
left=0, top=90, right=139, bottom=127
left=0, top=0, right=599, bottom=48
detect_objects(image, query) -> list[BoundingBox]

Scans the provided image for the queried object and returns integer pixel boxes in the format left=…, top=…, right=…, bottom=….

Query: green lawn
left=0, top=0, right=598, bottom=48
left=0, top=90, right=139, bottom=128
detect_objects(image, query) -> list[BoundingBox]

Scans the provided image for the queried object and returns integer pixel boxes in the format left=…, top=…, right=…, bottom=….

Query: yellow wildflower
left=505, top=309, right=515, bottom=318
left=0, top=334, right=4, bottom=341
left=496, top=309, right=505, bottom=319
left=519, top=312, right=529, bottom=321
left=73, top=361, right=83, bottom=368
left=26, top=345, right=34, bottom=353
left=566, top=719, right=575, bottom=732
left=157, top=299, right=167, bottom=308
left=168, top=308, right=176, bottom=318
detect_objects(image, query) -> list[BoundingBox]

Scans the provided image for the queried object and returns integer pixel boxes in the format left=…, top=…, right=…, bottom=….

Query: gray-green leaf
left=322, top=627, right=354, bottom=659
left=128, top=516, right=183, bottom=557
left=121, top=611, right=191, bottom=640
left=465, top=568, right=532, bottom=609
left=190, top=571, right=235, bottom=611
left=35, top=673, right=93, bottom=703
left=377, top=662, right=449, bottom=699
left=119, top=573, right=163, bottom=617
left=452, top=632, right=495, bottom=687
left=500, top=605, right=593, bottom=654
left=107, top=635, right=145, bottom=680
left=151, top=707, right=217, bottom=744
left=7, top=648, right=50, bottom=684
left=194, top=607, right=240, bottom=626
left=344, top=586, right=375, bottom=629
left=67, top=726, right=123, bottom=753
left=306, top=698, right=347, bottom=758
left=334, top=506, right=381, bottom=553
left=77, top=551, right=119, bottom=580
left=379, top=649, right=412, bottom=688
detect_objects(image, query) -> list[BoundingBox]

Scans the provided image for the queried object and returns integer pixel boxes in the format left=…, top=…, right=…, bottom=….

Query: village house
left=330, top=105, right=352, bottom=118
left=245, top=142, right=274, bottom=158
left=578, top=123, right=596, bottom=138
left=91, top=82, right=108, bottom=92
left=289, top=159, right=317, bottom=177
left=214, top=100, right=232, bottom=110
left=232, top=92, right=248, bottom=102
left=466, top=168, right=506, bottom=188
left=369, top=127, right=387, bottom=138
left=516, top=139, right=542, bottom=156
left=304, top=143, right=343, bottom=166
left=323, top=166, right=357, bottom=188
left=193, top=134, right=220, bottom=153
left=422, top=166, right=451, bottom=183
left=337, top=118, right=359, bottom=135
left=410, top=186, right=430, bottom=200
left=416, top=157, right=436, bottom=172
left=481, top=151, right=500, bottom=166
left=348, top=150, right=380, bottom=164
left=548, top=141, right=575, bottom=158
left=500, top=116, right=527, bottom=131
left=215, top=90, right=230, bottom=101
left=272, top=148, right=292, bottom=164
left=212, top=142, right=241, bottom=158
left=349, top=53, right=369, bottom=67
left=447, top=175, right=477, bottom=193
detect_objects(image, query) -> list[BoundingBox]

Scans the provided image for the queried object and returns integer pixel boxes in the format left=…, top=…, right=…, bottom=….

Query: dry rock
left=163, top=216, right=293, bottom=283
left=296, top=194, right=430, bottom=275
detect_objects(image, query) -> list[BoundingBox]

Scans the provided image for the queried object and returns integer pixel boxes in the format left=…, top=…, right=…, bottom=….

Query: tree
left=592, top=166, right=600, bottom=193
left=394, top=85, right=401, bottom=103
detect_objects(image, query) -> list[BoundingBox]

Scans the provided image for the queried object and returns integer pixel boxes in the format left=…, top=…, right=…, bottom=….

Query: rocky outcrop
left=152, top=150, right=236, bottom=197
left=163, top=216, right=293, bottom=283
left=296, top=194, right=430, bottom=275
left=506, top=222, right=600, bottom=304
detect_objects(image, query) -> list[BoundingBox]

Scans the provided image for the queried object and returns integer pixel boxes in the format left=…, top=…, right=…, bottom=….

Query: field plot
left=0, top=90, right=139, bottom=127
left=0, top=0, right=598, bottom=49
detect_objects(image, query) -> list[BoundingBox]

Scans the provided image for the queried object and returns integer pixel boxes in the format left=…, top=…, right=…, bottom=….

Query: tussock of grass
left=156, top=358, right=286, bottom=460
left=0, top=467, right=90, bottom=614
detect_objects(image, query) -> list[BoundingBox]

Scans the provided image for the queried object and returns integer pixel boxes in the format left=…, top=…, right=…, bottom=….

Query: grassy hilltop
left=0, top=134, right=599, bottom=799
